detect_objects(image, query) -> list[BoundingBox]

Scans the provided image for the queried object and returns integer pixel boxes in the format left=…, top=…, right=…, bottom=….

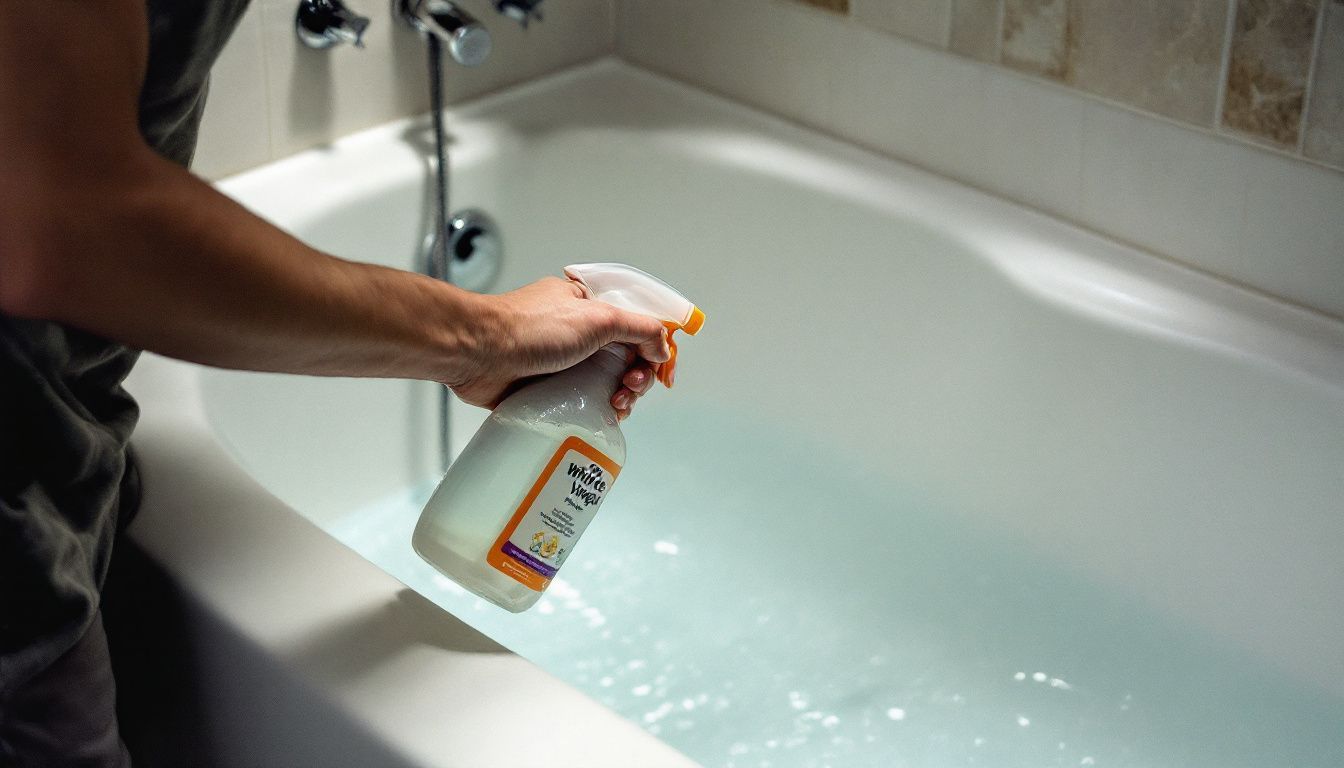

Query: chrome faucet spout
left=395, top=0, right=492, bottom=67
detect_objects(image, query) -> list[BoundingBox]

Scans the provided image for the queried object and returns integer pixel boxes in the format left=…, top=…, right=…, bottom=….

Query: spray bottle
left=413, top=263, right=705, bottom=612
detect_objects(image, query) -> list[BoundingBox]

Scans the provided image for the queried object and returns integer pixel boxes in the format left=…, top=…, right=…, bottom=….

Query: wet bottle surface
left=413, top=346, right=628, bottom=612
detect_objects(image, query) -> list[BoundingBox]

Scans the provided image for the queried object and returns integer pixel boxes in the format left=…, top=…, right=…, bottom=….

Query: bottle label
left=487, top=436, right=621, bottom=592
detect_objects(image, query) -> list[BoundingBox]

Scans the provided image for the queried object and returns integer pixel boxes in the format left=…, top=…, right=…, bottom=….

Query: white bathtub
left=126, top=60, right=1344, bottom=767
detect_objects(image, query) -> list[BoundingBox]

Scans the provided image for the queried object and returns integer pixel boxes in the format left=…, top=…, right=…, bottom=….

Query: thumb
left=605, top=308, right=671, bottom=364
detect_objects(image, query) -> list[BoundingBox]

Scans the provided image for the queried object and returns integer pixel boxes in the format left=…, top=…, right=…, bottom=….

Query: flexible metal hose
left=427, top=34, right=452, bottom=472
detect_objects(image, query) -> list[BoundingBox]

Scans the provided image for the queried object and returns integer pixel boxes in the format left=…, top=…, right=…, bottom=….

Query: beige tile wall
left=1304, top=0, right=1344, bottom=164
left=782, top=0, right=1344, bottom=170
left=1068, top=1, right=1229, bottom=126
left=618, top=0, right=1344, bottom=318
left=1223, top=0, right=1320, bottom=148
left=193, top=0, right=615, bottom=179
left=949, top=0, right=1001, bottom=60
left=852, top=0, right=951, bottom=47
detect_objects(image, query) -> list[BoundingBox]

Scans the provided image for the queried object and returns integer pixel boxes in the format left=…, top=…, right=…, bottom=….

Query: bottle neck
left=579, top=344, right=630, bottom=391
left=592, top=342, right=631, bottom=368
left=543, top=343, right=629, bottom=399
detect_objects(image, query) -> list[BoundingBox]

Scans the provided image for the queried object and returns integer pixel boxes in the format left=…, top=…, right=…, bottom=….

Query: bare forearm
left=0, top=0, right=667, bottom=416
left=8, top=149, right=495, bottom=384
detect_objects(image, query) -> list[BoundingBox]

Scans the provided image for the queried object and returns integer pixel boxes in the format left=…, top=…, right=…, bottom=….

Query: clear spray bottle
left=413, top=263, right=705, bottom=612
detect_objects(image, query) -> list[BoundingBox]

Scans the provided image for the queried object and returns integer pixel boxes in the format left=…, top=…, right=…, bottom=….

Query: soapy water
left=330, top=404, right=1344, bottom=767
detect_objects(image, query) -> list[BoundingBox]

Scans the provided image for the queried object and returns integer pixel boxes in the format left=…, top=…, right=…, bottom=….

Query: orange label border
left=486, top=436, right=621, bottom=591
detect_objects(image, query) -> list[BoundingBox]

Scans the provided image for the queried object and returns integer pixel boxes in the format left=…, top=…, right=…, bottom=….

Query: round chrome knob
left=449, top=23, right=492, bottom=67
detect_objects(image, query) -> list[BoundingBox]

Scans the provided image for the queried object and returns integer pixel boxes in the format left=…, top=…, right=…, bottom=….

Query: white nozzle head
left=563, top=263, right=704, bottom=335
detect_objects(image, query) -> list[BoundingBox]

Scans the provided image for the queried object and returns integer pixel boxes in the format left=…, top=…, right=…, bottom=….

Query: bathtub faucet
left=396, top=0, right=492, bottom=66
left=295, top=0, right=371, bottom=49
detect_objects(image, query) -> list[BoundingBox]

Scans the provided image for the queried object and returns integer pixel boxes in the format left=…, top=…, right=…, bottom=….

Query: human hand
left=447, top=277, right=670, bottom=416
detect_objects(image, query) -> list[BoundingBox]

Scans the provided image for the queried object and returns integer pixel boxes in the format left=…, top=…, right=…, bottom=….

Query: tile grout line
left=1297, top=0, right=1329, bottom=154
left=993, top=0, right=1005, bottom=63
left=1212, top=0, right=1238, bottom=134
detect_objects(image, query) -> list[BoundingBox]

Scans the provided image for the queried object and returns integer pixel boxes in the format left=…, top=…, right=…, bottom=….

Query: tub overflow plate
left=426, top=208, right=502, bottom=293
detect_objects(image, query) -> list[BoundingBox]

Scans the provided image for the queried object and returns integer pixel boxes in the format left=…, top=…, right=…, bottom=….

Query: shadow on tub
left=103, top=542, right=425, bottom=768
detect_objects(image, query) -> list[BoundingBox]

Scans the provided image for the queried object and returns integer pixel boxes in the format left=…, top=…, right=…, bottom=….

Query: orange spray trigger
left=657, top=323, right=680, bottom=388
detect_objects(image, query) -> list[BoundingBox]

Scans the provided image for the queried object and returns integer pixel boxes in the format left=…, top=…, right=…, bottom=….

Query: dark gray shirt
left=0, top=0, right=251, bottom=698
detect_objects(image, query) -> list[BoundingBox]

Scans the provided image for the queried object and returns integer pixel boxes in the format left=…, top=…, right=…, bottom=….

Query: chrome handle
left=296, top=0, right=371, bottom=49
left=396, top=0, right=492, bottom=67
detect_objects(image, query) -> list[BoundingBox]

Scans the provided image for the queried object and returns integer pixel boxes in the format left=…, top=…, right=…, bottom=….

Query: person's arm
left=0, top=0, right=666, bottom=414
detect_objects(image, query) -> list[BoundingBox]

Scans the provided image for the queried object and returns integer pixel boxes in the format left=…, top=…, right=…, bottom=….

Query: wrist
left=433, top=286, right=507, bottom=387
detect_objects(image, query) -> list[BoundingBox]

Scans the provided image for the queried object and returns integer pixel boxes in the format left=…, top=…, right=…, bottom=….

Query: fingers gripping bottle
left=413, top=263, right=705, bottom=612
